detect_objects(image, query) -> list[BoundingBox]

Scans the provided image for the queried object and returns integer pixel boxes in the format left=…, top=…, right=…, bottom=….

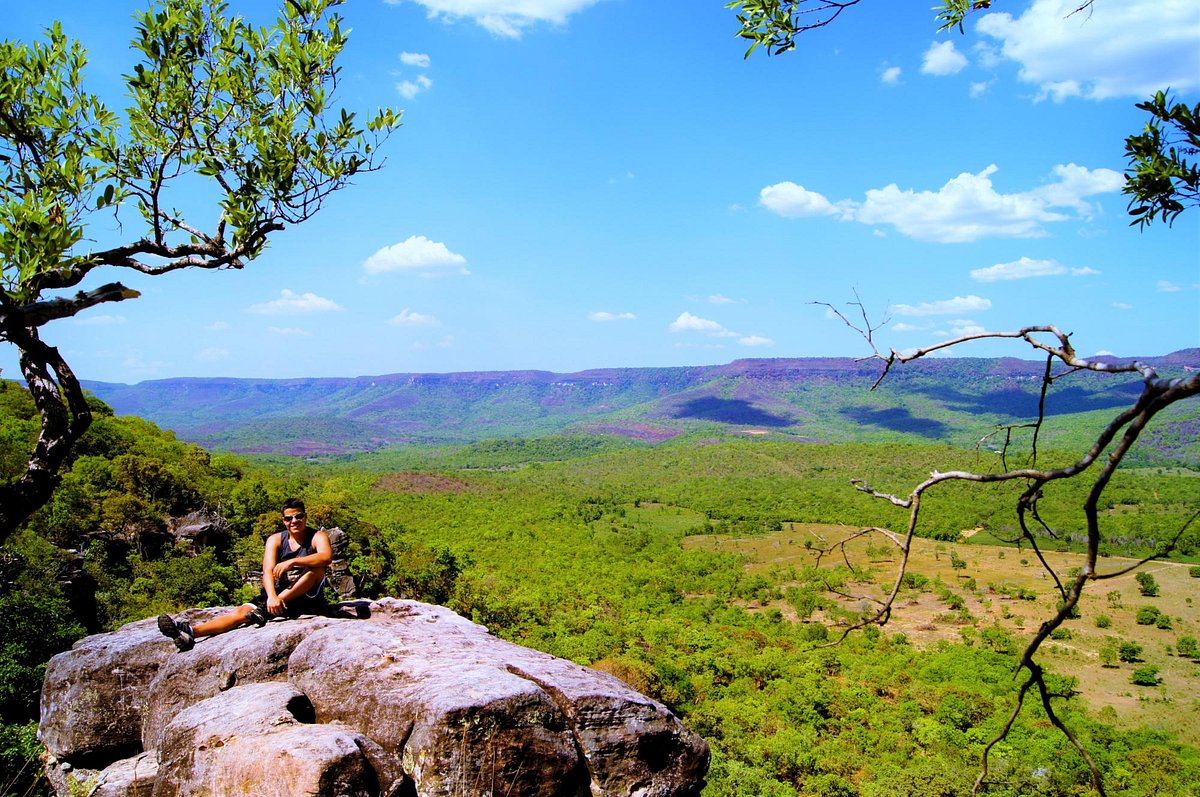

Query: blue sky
left=4, top=0, right=1199, bottom=381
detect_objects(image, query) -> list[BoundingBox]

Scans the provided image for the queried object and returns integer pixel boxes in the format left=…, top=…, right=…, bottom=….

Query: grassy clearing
left=683, top=522, right=1200, bottom=746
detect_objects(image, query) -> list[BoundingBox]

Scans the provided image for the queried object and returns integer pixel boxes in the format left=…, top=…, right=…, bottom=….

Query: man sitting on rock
left=158, top=498, right=331, bottom=651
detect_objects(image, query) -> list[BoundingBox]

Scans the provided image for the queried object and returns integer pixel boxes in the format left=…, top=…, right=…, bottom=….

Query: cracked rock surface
left=40, top=599, right=709, bottom=796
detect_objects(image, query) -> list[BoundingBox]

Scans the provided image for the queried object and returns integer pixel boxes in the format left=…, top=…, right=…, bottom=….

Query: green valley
left=2, top=376, right=1198, bottom=796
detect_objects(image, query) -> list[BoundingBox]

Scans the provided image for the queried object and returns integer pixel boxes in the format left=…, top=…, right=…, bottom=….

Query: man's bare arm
left=270, top=530, right=332, bottom=581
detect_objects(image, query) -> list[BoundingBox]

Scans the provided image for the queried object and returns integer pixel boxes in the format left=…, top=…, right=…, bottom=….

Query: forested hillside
left=82, top=351, right=1200, bottom=465
left=0, top=380, right=416, bottom=795
left=3, top=376, right=1197, bottom=796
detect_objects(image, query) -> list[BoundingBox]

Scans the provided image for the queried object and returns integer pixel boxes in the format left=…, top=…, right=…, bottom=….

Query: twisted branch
left=806, top=304, right=1199, bottom=794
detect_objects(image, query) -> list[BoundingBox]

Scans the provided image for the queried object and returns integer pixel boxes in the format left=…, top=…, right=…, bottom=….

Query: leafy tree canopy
left=0, top=0, right=398, bottom=543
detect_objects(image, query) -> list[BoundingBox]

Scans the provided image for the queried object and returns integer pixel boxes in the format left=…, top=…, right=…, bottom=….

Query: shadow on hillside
left=841, top=406, right=948, bottom=438
left=669, top=397, right=793, bottom=427
left=910, top=383, right=1141, bottom=418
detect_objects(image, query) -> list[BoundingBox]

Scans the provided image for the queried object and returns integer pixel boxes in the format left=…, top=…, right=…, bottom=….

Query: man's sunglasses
left=282, top=513, right=306, bottom=523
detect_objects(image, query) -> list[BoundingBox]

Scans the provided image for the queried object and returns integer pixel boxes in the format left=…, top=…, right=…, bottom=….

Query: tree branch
left=807, top=303, right=1200, bottom=794
left=0, top=283, right=140, bottom=330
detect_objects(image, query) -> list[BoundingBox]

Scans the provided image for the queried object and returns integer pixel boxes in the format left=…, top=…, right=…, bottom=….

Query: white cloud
left=761, top=163, right=1122, bottom=242
left=970, top=256, right=1099, bottom=282
left=891, top=295, right=992, bottom=317
left=948, top=319, right=987, bottom=336
left=1157, top=280, right=1182, bottom=293
left=1094, top=349, right=1116, bottom=357
left=588, top=311, right=636, bottom=321
left=881, top=66, right=902, bottom=85
left=388, top=0, right=606, bottom=38
left=668, top=312, right=738, bottom=337
left=972, top=256, right=1064, bottom=282
left=196, top=347, right=230, bottom=362
left=363, top=235, right=469, bottom=276
left=969, top=80, right=991, bottom=97
left=1027, top=163, right=1123, bottom=218
left=400, top=52, right=431, bottom=68
left=921, top=41, right=968, bottom=75
left=853, top=164, right=1121, bottom=241
left=1112, top=302, right=1132, bottom=310
left=976, top=0, right=1200, bottom=100
left=708, top=294, right=737, bottom=305
left=207, top=321, right=230, bottom=331
left=397, top=74, right=433, bottom=100
left=390, top=309, right=440, bottom=326
left=249, top=289, right=343, bottom=315
left=974, top=42, right=1003, bottom=69
left=891, top=322, right=929, bottom=333
left=759, top=182, right=841, bottom=218
left=74, top=314, right=127, bottom=326
left=739, top=335, right=775, bottom=347
left=268, top=327, right=312, bottom=336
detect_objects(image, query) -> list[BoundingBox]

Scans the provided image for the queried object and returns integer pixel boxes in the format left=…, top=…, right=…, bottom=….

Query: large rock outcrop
left=40, top=599, right=708, bottom=796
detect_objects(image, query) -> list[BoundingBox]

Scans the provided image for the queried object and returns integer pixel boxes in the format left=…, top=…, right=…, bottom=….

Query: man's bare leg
left=192, top=604, right=262, bottom=637
left=158, top=604, right=262, bottom=651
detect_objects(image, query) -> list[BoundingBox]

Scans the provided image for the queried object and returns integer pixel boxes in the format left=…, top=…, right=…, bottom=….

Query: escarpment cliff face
left=39, top=599, right=709, bottom=797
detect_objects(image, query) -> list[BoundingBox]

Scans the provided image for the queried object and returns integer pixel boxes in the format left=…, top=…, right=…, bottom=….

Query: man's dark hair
left=282, top=497, right=306, bottom=513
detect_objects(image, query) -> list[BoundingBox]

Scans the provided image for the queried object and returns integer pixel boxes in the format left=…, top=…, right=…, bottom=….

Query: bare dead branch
left=1093, top=510, right=1199, bottom=578
left=808, top=300, right=1200, bottom=794
left=850, top=478, right=911, bottom=508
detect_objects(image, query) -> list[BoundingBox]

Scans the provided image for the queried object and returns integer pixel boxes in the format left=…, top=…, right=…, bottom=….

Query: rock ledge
left=40, top=599, right=708, bottom=796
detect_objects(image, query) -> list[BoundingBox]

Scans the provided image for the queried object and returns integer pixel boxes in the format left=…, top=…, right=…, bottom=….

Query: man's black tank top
left=275, top=529, right=325, bottom=597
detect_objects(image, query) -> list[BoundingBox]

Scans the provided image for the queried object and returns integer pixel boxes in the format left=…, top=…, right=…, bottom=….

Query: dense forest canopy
left=2, top=377, right=1197, bottom=795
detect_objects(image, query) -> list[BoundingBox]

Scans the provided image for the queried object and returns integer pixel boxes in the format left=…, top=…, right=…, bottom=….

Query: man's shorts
left=247, top=587, right=327, bottom=618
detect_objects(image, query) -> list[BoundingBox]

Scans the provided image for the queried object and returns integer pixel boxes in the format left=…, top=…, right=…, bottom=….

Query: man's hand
left=271, top=561, right=294, bottom=581
left=267, top=595, right=287, bottom=616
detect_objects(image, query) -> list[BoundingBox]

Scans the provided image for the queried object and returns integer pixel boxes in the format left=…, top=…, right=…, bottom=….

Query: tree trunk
left=0, top=326, right=93, bottom=546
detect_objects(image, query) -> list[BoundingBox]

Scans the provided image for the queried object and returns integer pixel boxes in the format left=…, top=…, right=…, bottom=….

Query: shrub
left=1095, top=614, right=1112, bottom=629
left=1189, top=566, right=1200, bottom=578
left=0, top=584, right=86, bottom=721
left=1136, top=606, right=1162, bottom=625
left=1154, top=613, right=1173, bottom=630
left=801, top=622, right=829, bottom=643
left=980, top=627, right=1017, bottom=655
left=1176, top=636, right=1199, bottom=659
left=0, top=722, right=43, bottom=797
left=1118, top=641, right=1143, bottom=662
left=1131, top=666, right=1161, bottom=686
left=1135, top=571, right=1160, bottom=597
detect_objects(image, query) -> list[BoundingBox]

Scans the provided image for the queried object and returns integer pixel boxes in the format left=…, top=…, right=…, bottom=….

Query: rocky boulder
left=40, top=599, right=708, bottom=796
left=167, top=510, right=229, bottom=555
